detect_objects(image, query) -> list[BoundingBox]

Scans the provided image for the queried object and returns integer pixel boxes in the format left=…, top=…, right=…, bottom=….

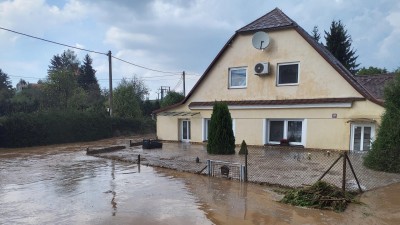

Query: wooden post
left=138, top=154, right=141, bottom=165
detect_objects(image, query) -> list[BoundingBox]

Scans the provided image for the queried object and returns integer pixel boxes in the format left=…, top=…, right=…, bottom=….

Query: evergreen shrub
left=364, top=73, right=400, bottom=173
left=207, top=102, right=235, bottom=154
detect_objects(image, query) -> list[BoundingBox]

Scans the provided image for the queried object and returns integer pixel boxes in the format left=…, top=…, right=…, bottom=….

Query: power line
left=111, top=56, right=181, bottom=75
left=2, top=26, right=199, bottom=84
left=0, top=26, right=107, bottom=55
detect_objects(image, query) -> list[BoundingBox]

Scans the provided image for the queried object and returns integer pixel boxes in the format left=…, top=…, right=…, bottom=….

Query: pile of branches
left=280, top=181, right=355, bottom=212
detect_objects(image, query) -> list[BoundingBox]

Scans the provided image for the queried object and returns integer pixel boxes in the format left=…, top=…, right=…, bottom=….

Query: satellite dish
left=252, top=31, right=270, bottom=50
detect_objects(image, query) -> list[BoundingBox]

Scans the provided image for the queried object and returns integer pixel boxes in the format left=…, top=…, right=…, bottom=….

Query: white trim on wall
left=190, top=102, right=352, bottom=110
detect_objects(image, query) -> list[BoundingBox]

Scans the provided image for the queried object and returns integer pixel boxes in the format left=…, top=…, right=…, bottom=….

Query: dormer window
left=277, top=62, right=299, bottom=85
left=229, top=67, right=247, bottom=88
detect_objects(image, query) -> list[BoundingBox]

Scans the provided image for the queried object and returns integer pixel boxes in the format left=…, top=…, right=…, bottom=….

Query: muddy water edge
left=0, top=138, right=399, bottom=225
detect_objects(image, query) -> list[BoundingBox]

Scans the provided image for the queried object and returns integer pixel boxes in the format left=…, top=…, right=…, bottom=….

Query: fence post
left=245, top=150, right=248, bottom=182
left=207, top=160, right=211, bottom=176
left=138, top=154, right=141, bottom=165
left=342, top=152, right=347, bottom=193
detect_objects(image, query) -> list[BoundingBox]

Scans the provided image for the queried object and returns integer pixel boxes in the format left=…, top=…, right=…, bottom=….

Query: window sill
left=228, top=86, right=247, bottom=89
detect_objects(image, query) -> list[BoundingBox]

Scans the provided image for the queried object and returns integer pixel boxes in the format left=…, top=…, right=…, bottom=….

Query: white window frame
left=180, top=119, right=191, bottom=142
left=350, top=123, right=375, bottom=151
left=276, top=62, right=300, bottom=86
left=228, top=67, right=247, bottom=89
left=202, top=118, right=211, bottom=141
left=265, top=119, right=306, bottom=146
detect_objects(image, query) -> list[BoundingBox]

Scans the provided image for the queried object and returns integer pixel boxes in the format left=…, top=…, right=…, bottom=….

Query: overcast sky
left=1, top=0, right=399, bottom=99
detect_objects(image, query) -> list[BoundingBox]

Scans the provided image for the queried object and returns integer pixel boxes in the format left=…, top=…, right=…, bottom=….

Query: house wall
left=156, top=29, right=384, bottom=150
left=157, top=99, right=383, bottom=150
left=189, top=29, right=363, bottom=103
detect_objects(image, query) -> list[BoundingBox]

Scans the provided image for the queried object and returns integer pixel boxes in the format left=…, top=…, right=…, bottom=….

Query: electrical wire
left=111, top=56, right=182, bottom=75
left=0, top=26, right=107, bottom=55
left=1, top=26, right=188, bottom=76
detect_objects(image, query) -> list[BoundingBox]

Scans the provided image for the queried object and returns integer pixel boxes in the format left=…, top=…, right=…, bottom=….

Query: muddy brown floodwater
left=1, top=137, right=400, bottom=225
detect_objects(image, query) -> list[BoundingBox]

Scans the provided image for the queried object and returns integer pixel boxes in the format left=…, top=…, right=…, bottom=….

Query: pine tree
left=207, top=102, right=235, bottom=154
left=363, top=73, right=400, bottom=172
left=78, top=54, right=99, bottom=92
left=311, top=26, right=320, bottom=42
left=325, top=20, right=359, bottom=74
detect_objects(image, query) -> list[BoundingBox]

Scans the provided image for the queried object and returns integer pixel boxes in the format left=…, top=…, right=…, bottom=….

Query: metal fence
left=93, top=142, right=400, bottom=192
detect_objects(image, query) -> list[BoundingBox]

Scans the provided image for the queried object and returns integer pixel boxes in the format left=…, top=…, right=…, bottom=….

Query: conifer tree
left=364, top=73, right=400, bottom=172
left=325, top=20, right=359, bottom=74
left=78, top=54, right=99, bottom=92
left=207, top=102, right=235, bottom=154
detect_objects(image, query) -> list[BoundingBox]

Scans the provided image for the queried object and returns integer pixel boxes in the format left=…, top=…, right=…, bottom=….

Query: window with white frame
left=203, top=118, right=211, bottom=141
left=229, top=67, right=247, bottom=88
left=267, top=119, right=305, bottom=145
left=277, top=62, right=299, bottom=85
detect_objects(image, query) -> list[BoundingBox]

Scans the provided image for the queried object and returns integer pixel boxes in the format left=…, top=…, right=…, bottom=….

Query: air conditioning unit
left=254, top=62, right=269, bottom=75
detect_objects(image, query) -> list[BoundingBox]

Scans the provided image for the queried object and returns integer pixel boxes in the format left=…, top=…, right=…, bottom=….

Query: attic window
left=277, top=62, right=299, bottom=85
left=229, top=67, right=247, bottom=88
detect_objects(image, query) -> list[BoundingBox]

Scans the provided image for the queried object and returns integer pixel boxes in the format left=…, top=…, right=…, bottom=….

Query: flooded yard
left=1, top=137, right=400, bottom=224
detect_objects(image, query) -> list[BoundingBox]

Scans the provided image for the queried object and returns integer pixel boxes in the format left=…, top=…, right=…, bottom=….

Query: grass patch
left=280, top=181, right=356, bottom=212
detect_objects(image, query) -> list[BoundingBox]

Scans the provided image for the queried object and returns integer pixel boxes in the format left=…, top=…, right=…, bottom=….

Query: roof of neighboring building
left=354, top=74, right=395, bottom=101
left=153, top=8, right=386, bottom=114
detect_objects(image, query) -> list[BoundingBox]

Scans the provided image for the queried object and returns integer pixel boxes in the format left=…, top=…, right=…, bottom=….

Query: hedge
left=0, top=111, right=155, bottom=148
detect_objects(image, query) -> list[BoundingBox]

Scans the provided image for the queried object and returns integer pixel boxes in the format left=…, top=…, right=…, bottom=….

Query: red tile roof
left=354, top=74, right=395, bottom=101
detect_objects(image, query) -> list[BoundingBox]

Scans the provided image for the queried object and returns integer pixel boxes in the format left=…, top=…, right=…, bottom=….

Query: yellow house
left=154, top=8, right=392, bottom=151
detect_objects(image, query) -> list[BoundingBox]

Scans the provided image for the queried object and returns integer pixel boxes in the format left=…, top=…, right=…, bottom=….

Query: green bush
left=364, top=73, right=400, bottom=173
left=238, top=140, right=248, bottom=155
left=0, top=111, right=155, bottom=148
left=207, top=102, right=235, bottom=154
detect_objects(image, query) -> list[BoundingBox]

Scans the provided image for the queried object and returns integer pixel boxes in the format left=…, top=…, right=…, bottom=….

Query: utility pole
left=160, top=86, right=170, bottom=100
left=183, top=71, right=185, bottom=96
left=108, top=51, right=113, bottom=116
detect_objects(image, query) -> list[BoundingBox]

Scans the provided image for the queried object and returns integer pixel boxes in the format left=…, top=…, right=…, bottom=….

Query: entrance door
left=181, top=120, right=191, bottom=142
left=350, top=124, right=375, bottom=151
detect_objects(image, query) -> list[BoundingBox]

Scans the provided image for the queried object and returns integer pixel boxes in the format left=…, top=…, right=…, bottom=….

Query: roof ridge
left=237, top=7, right=296, bottom=32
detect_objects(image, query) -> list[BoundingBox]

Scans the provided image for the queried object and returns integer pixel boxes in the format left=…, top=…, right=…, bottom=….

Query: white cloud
left=104, top=27, right=157, bottom=49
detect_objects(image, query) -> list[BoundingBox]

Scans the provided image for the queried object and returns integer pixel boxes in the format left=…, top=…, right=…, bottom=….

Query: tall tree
left=311, top=25, right=321, bottom=42
left=0, top=69, right=14, bottom=115
left=207, top=102, right=235, bottom=155
left=48, top=49, right=80, bottom=75
left=357, top=66, right=388, bottom=75
left=325, top=20, right=359, bottom=74
left=113, top=77, right=149, bottom=118
left=78, top=54, right=99, bottom=91
left=364, top=73, right=400, bottom=172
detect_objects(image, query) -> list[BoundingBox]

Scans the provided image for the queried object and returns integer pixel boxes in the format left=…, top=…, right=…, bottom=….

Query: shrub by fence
left=0, top=111, right=155, bottom=148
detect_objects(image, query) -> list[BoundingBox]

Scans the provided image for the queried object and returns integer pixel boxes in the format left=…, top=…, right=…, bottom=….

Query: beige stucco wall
left=156, top=28, right=384, bottom=150
left=189, top=29, right=363, bottom=102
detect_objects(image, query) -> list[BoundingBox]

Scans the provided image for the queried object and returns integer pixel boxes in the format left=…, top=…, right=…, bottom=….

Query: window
left=267, top=119, right=305, bottom=145
left=277, top=63, right=299, bottom=85
left=203, top=118, right=211, bottom=141
left=229, top=67, right=247, bottom=88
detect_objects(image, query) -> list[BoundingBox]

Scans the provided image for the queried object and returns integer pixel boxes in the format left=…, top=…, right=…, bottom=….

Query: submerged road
left=0, top=138, right=399, bottom=225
